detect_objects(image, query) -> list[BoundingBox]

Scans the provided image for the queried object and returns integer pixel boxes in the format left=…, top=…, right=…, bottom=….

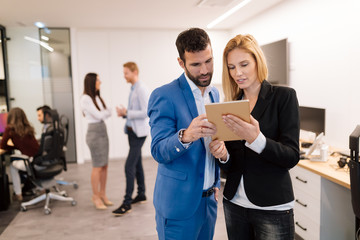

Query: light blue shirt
left=126, top=83, right=136, bottom=128
left=184, top=75, right=215, bottom=190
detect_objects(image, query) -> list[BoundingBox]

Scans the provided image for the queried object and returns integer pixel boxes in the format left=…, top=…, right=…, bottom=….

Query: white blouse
left=80, top=95, right=111, bottom=123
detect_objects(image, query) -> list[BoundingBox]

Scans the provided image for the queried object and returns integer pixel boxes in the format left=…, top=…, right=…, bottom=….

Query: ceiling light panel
left=197, top=0, right=236, bottom=8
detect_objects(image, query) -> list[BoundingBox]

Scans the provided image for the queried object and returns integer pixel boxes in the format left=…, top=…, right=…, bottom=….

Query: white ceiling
left=0, top=0, right=285, bottom=30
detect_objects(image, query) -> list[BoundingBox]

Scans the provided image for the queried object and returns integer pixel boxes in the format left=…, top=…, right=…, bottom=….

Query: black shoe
left=132, top=195, right=147, bottom=204
left=112, top=204, right=131, bottom=216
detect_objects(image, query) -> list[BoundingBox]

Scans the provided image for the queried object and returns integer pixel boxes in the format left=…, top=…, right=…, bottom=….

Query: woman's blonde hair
left=222, top=34, right=268, bottom=101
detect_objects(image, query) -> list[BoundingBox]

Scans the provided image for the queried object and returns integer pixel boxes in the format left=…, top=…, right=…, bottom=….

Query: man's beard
left=184, top=66, right=212, bottom=87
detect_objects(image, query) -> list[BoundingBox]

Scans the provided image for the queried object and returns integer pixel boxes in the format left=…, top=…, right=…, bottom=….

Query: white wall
left=72, top=28, right=229, bottom=163
left=231, top=0, right=360, bottom=149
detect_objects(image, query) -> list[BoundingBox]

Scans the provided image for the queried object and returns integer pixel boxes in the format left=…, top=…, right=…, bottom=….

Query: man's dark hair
left=176, top=28, right=211, bottom=62
left=37, top=105, right=51, bottom=112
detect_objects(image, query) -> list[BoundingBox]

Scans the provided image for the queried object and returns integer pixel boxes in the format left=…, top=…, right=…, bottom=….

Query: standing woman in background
left=212, top=34, right=300, bottom=239
left=80, top=73, right=113, bottom=210
left=0, top=107, right=39, bottom=202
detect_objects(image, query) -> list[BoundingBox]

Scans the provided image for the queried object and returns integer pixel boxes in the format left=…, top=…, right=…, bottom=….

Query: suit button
left=175, top=146, right=180, bottom=152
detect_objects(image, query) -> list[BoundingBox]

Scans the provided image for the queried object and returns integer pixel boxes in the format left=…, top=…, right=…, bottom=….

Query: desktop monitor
left=261, top=38, right=288, bottom=86
left=299, top=106, right=326, bottom=136
left=0, top=112, right=7, bottom=135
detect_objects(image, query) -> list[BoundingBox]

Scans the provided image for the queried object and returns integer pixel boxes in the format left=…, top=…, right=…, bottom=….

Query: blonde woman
left=212, top=34, right=300, bottom=239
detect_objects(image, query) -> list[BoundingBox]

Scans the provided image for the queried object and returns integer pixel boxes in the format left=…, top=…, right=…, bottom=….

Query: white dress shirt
left=184, top=75, right=215, bottom=190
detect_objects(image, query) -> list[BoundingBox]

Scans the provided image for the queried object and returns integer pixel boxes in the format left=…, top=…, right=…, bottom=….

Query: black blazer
left=221, top=80, right=300, bottom=207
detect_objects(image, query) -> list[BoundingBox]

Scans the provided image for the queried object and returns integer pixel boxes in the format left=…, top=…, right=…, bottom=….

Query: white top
left=80, top=95, right=111, bottom=123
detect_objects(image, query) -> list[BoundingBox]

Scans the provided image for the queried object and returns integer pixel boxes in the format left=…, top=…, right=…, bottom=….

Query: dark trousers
left=223, top=198, right=294, bottom=240
left=123, top=129, right=146, bottom=205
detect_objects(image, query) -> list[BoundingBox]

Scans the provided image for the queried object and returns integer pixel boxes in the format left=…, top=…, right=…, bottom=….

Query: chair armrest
left=10, top=153, right=30, bottom=161
left=10, top=154, right=35, bottom=177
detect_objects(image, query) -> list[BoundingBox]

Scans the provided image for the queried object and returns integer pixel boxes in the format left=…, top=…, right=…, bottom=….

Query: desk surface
left=297, top=153, right=350, bottom=189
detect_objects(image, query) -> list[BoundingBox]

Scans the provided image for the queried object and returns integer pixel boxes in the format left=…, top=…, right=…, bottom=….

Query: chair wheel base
left=44, top=208, right=51, bottom=215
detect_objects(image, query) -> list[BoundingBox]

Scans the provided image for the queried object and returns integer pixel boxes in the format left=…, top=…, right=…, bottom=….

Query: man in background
left=112, top=62, right=150, bottom=216
left=36, top=105, right=51, bottom=133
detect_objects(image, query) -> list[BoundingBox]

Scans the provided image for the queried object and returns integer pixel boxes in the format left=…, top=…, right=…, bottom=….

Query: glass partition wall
left=39, top=28, right=77, bottom=163
left=0, top=25, right=9, bottom=112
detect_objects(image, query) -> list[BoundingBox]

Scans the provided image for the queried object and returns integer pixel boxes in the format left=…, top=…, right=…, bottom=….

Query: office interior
left=1, top=0, right=360, bottom=239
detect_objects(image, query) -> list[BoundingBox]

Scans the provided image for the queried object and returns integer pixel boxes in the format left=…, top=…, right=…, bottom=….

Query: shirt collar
left=131, top=81, right=138, bottom=91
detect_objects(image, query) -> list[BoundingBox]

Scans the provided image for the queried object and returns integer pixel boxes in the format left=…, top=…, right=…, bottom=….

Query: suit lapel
left=179, top=74, right=199, bottom=119
left=251, top=80, right=273, bottom=120
left=129, top=82, right=138, bottom=109
left=179, top=74, right=207, bottom=146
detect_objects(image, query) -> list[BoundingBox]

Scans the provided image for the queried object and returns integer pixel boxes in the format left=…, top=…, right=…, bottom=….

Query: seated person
left=0, top=107, right=39, bottom=202
left=36, top=105, right=52, bottom=134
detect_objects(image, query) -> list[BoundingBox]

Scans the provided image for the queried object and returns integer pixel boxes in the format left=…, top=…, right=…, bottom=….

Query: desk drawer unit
left=294, top=211, right=320, bottom=240
left=293, top=187, right=320, bottom=221
left=290, top=166, right=321, bottom=240
left=291, top=166, right=321, bottom=201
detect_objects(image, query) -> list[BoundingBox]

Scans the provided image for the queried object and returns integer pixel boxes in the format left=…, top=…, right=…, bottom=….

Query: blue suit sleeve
left=148, top=89, right=191, bottom=164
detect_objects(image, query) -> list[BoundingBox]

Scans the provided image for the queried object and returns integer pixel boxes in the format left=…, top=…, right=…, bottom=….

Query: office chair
left=349, top=125, right=360, bottom=239
left=15, top=110, right=76, bottom=215
left=54, top=114, right=78, bottom=192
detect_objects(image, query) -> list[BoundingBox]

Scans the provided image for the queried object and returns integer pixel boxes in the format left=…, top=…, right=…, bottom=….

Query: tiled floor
left=0, top=157, right=227, bottom=240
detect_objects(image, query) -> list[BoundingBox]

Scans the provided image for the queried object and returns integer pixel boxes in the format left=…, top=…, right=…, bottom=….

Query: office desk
left=291, top=155, right=354, bottom=240
left=298, top=155, right=350, bottom=189
left=0, top=150, right=10, bottom=211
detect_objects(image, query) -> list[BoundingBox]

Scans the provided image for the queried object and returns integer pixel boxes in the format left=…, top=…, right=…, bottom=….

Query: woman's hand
left=214, top=187, right=220, bottom=202
left=222, top=115, right=260, bottom=144
left=209, top=139, right=228, bottom=161
left=7, top=138, right=14, bottom=146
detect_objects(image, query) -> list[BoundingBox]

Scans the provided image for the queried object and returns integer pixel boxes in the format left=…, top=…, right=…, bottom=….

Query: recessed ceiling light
left=207, top=0, right=252, bottom=29
left=34, top=22, right=45, bottom=28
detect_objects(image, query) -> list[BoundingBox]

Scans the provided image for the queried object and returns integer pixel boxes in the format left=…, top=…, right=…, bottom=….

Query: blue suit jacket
left=147, top=73, right=220, bottom=220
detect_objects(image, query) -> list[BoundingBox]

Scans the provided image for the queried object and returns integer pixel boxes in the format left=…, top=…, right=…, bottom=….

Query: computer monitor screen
left=0, top=112, right=8, bottom=135
left=299, top=106, right=325, bottom=135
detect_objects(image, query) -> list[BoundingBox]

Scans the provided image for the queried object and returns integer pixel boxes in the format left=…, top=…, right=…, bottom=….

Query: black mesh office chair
left=14, top=110, right=76, bottom=215
left=349, top=125, right=360, bottom=238
left=54, top=114, right=78, bottom=192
